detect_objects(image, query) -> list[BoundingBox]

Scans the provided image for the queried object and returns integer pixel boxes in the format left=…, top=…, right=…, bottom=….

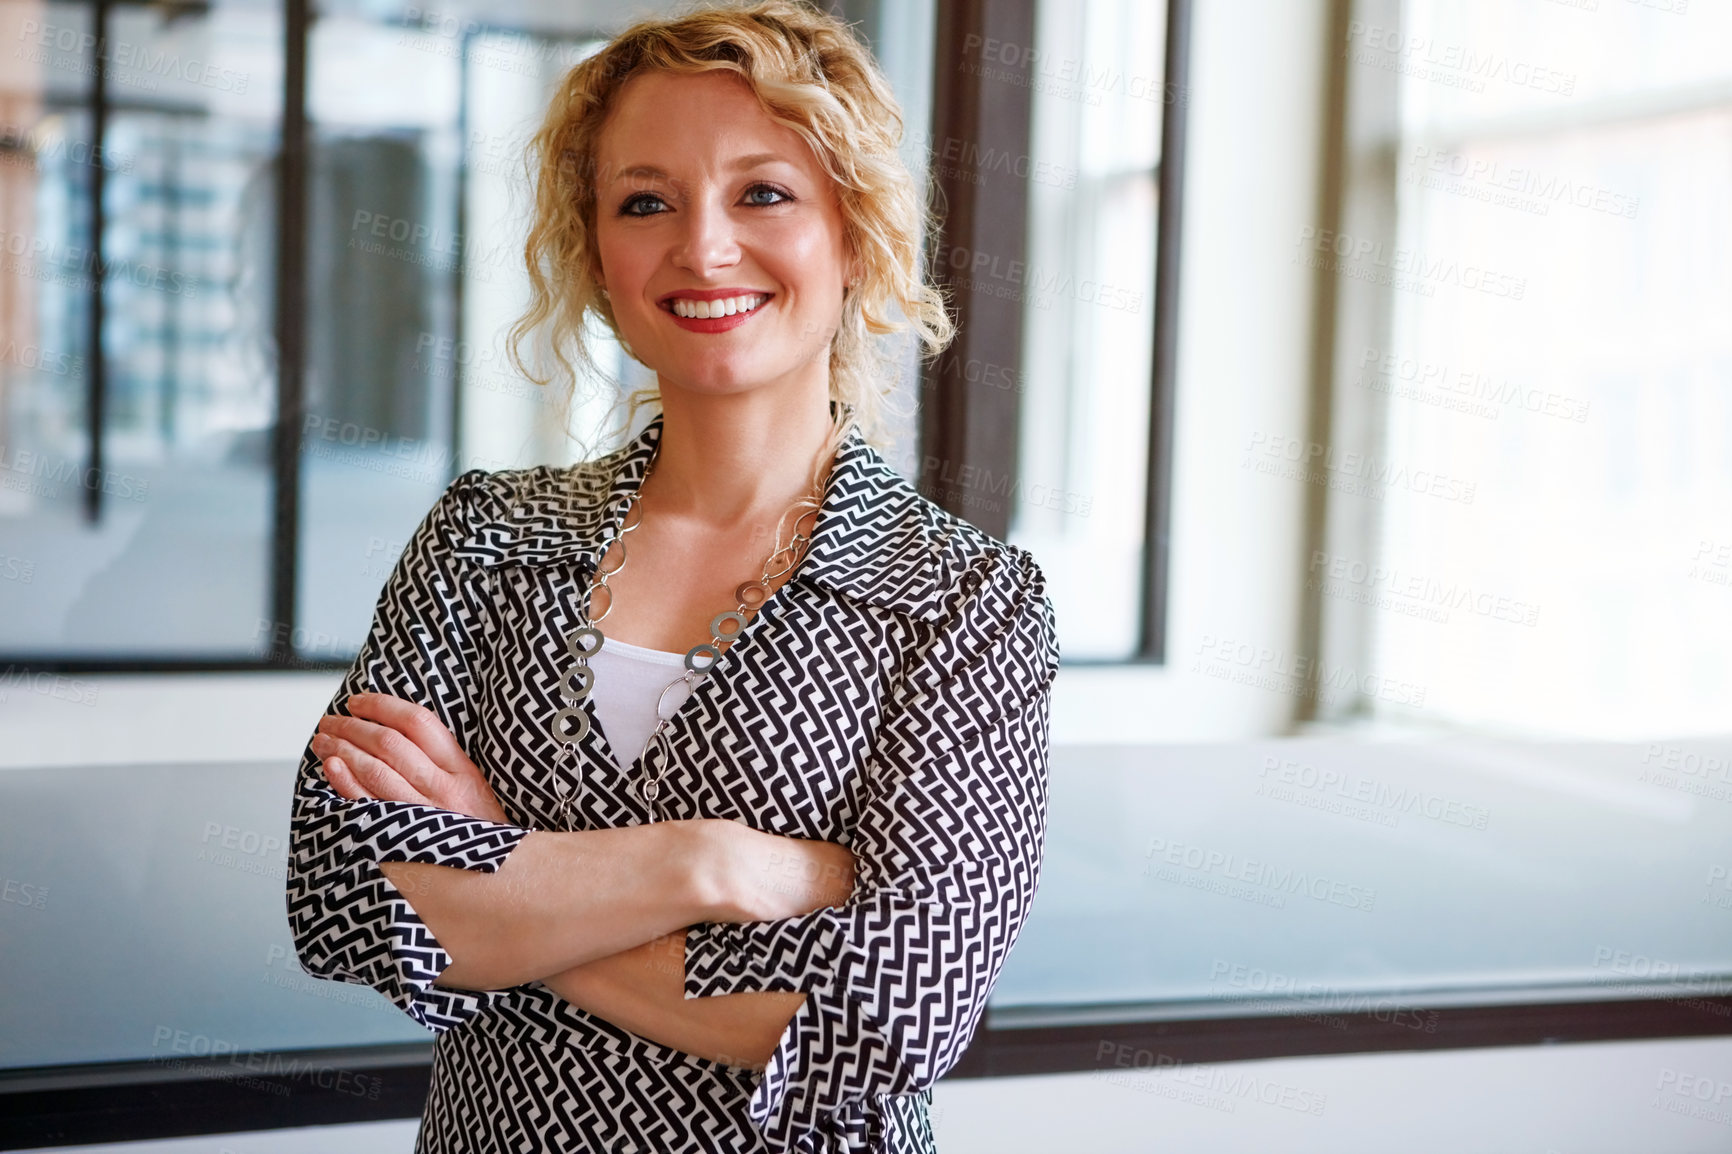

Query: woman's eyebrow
left=604, top=154, right=797, bottom=185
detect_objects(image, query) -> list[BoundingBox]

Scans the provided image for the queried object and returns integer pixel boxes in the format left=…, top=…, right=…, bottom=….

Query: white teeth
left=670, top=294, right=767, bottom=319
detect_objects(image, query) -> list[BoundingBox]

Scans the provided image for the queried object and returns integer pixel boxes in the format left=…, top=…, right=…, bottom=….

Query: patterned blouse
left=285, top=414, right=1060, bottom=1153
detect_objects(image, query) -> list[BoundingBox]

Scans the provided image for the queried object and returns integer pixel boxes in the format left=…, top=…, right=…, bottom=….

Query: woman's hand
left=695, top=819, right=858, bottom=923
left=310, top=692, right=508, bottom=824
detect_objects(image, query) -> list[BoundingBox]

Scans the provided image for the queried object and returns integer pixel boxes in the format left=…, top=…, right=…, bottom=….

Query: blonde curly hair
left=508, top=0, right=954, bottom=453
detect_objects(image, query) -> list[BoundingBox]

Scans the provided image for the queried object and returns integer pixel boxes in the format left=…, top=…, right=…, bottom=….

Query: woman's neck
left=640, top=383, right=836, bottom=529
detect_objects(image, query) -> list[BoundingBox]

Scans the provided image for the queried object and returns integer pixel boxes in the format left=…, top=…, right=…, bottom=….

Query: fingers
left=321, top=756, right=370, bottom=801
left=312, top=733, right=432, bottom=806
left=347, top=693, right=475, bottom=777
left=317, top=711, right=446, bottom=799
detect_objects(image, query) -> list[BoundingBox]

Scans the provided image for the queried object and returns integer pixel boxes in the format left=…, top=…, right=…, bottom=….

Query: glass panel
left=0, top=760, right=430, bottom=1069
left=1344, top=0, right=1732, bottom=738
left=452, top=26, right=626, bottom=478
left=1, top=0, right=936, bottom=664
left=0, top=0, right=282, bottom=656
left=1008, top=0, right=1167, bottom=661
left=293, top=9, right=468, bottom=661
left=997, top=740, right=1732, bottom=1013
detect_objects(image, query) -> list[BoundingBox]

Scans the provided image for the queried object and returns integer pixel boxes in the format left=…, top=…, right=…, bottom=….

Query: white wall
left=931, top=1036, right=1732, bottom=1154
left=0, top=671, right=338, bottom=771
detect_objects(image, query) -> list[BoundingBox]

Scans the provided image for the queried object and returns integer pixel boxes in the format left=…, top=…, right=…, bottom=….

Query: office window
left=1007, top=0, right=1169, bottom=662
left=0, top=0, right=283, bottom=656
left=1324, top=0, right=1732, bottom=739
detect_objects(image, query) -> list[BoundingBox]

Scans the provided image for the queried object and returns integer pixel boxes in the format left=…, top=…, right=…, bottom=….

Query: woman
left=285, top=3, right=1059, bottom=1151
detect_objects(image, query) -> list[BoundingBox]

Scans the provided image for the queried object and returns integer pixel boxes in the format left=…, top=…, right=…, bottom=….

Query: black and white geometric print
left=285, top=413, right=1061, bottom=1154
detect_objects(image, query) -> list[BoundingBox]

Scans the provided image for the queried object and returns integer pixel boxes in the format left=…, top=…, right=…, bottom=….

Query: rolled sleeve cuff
left=681, top=916, right=853, bottom=1151
left=295, top=791, right=530, bottom=1034
left=338, top=797, right=529, bottom=872
left=685, top=959, right=842, bottom=1152
left=368, top=861, right=515, bottom=1032
left=681, top=912, right=844, bottom=999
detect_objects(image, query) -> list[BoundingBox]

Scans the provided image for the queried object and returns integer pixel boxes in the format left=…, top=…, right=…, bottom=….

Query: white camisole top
left=584, top=635, right=696, bottom=770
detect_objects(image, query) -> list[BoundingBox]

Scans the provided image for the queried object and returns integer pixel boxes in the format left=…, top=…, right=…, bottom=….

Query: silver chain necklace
left=546, top=461, right=822, bottom=825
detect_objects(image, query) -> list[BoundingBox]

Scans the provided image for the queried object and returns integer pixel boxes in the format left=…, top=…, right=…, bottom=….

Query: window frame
left=920, top=0, right=1191, bottom=667
left=4, top=992, right=1728, bottom=1145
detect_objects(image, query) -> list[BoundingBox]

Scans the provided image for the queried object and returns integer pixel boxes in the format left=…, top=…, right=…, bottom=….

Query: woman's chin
left=653, top=363, right=812, bottom=403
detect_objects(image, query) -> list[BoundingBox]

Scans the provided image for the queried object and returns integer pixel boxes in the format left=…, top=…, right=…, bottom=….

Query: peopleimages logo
left=16, top=21, right=251, bottom=94
left=0, top=123, right=134, bottom=173
left=1406, top=145, right=1640, bottom=220
left=1257, top=755, right=1491, bottom=831
left=1191, top=631, right=1428, bottom=710
left=1307, top=548, right=1540, bottom=628
left=1144, top=836, right=1378, bottom=912
left=1344, top=21, right=1576, bottom=97
left=959, top=34, right=1187, bottom=108
left=1243, top=430, right=1478, bottom=505
left=0, top=229, right=198, bottom=298
left=0, top=444, right=151, bottom=502
left=1357, top=347, right=1591, bottom=425
left=0, top=339, right=82, bottom=378
left=0, top=666, right=99, bottom=706
left=1208, top=959, right=1441, bottom=1033
left=1095, top=1042, right=1329, bottom=1116
left=1295, top=227, right=1527, bottom=301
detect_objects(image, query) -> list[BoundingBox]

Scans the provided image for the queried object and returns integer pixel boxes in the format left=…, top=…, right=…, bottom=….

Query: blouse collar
left=458, top=410, right=984, bottom=623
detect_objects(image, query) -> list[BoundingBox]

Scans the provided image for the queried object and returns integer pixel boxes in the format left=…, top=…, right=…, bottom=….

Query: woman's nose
left=671, top=197, right=741, bottom=274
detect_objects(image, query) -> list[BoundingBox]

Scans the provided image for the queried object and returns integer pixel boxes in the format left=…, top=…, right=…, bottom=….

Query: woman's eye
left=743, top=184, right=791, bottom=207
left=620, top=193, right=667, bottom=216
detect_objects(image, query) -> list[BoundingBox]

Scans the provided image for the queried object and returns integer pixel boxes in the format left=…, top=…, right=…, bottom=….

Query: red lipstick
left=657, top=288, right=773, bottom=334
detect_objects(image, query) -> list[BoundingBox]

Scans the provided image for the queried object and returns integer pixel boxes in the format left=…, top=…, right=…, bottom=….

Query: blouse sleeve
left=681, top=544, right=1060, bottom=1149
left=285, top=469, right=532, bottom=1034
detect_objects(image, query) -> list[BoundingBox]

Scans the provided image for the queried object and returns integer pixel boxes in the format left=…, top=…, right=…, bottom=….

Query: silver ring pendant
left=710, top=610, right=748, bottom=640
left=684, top=643, right=721, bottom=674
left=560, top=663, right=595, bottom=699
left=564, top=625, right=604, bottom=660
left=549, top=706, right=590, bottom=743
left=735, top=581, right=768, bottom=609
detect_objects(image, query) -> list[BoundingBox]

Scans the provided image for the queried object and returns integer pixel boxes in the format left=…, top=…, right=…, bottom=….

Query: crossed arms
left=308, top=692, right=855, bottom=1069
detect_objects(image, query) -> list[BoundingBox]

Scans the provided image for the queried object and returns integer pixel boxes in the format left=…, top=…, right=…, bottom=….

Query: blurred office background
left=1, top=0, right=1729, bottom=1150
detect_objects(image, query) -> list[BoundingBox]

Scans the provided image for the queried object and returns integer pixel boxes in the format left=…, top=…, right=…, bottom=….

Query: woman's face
left=593, top=70, right=854, bottom=403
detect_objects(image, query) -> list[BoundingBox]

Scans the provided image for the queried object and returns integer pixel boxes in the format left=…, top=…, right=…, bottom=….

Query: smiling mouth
left=666, top=293, right=770, bottom=320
